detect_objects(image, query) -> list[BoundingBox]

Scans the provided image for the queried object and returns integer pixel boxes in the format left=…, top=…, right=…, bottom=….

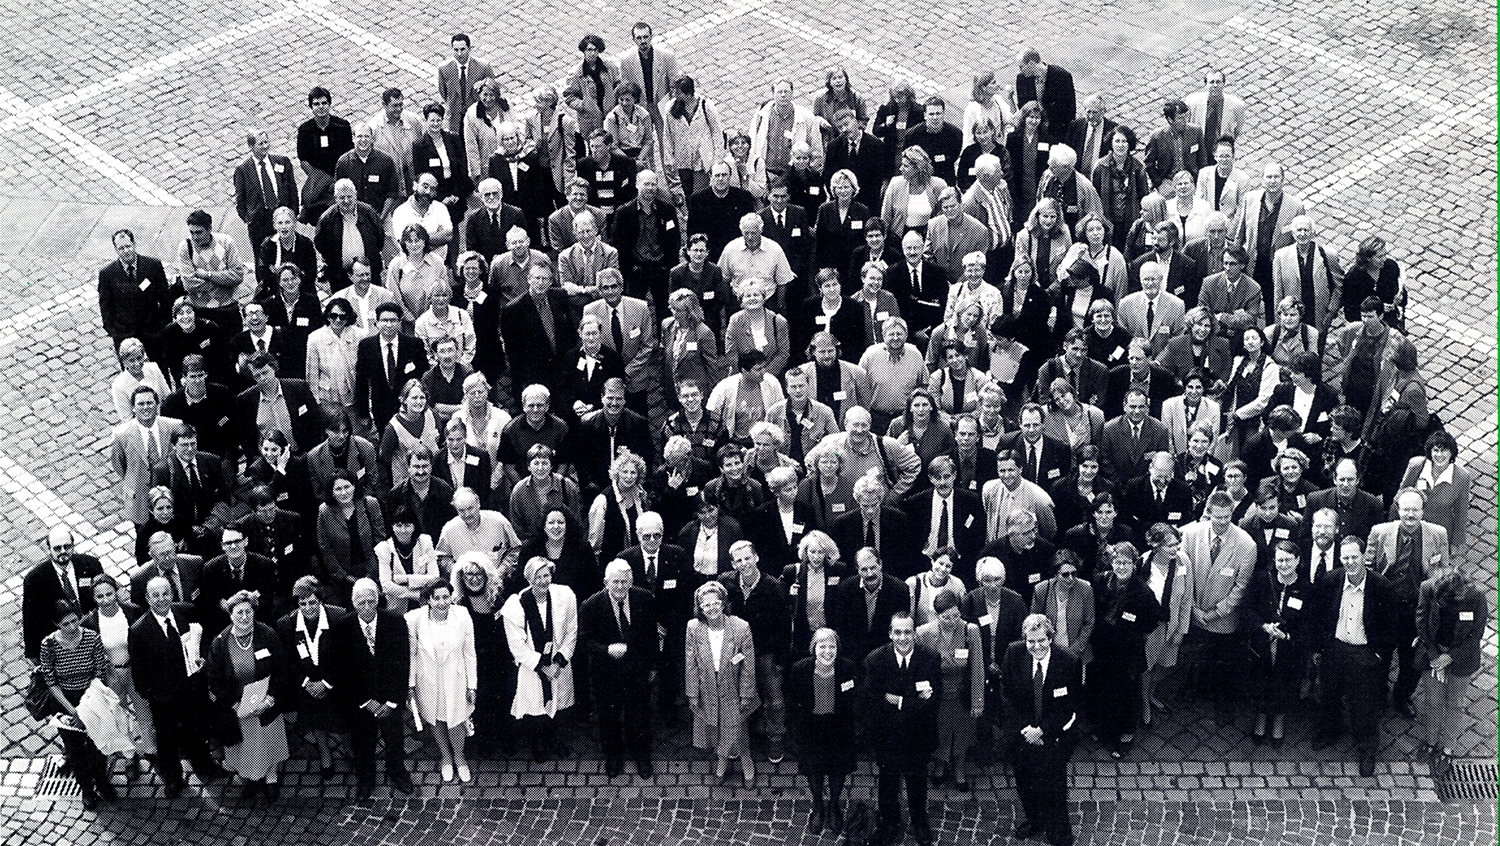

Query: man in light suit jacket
left=1181, top=492, right=1257, bottom=725
left=111, top=385, right=182, bottom=526
left=555, top=212, right=620, bottom=302
left=1271, top=215, right=1344, bottom=336
left=1233, top=163, right=1304, bottom=308
left=579, top=560, right=660, bottom=777
left=1194, top=137, right=1252, bottom=227
left=98, top=229, right=171, bottom=351
left=1116, top=262, right=1186, bottom=354
left=1002, top=613, right=1083, bottom=846
left=615, top=23, right=680, bottom=129
left=436, top=34, right=495, bottom=139
left=1160, top=391, right=1221, bottom=455
left=233, top=130, right=299, bottom=252
left=1184, top=69, right=1248, bottom=142
left=583, top=270, right=657, bottom=409
left=1367, top=489, right=1449, bottom=718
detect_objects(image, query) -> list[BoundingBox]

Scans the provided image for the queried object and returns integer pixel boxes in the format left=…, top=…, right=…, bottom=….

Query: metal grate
left=1435, top=760, right=1498, bottom=801
left=30, top=755, right=82, bottom=801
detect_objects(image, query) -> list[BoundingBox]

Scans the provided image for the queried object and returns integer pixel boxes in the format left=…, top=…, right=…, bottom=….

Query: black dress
left=1244, top=570, right=1313, bottom=716
left=786, top=656, right=861, bottom=777
left=1088, top=573, right=1162, bottom=742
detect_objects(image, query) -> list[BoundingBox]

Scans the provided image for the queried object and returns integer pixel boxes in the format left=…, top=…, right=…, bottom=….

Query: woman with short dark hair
left=39, top=600, right=117, bottom=808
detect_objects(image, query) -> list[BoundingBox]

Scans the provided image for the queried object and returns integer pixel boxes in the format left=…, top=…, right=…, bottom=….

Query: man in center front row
left=862, top=609, right=940, bottom=846
left=579, top=560, right=659, bottom=779
left=327, top=578, right=413, bottom=799
left=1003, top=613, right=1082, bottom=846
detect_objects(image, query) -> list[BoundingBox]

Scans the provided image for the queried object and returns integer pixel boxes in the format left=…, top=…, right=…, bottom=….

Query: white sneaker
left=457, top=764, right=472, bottom=784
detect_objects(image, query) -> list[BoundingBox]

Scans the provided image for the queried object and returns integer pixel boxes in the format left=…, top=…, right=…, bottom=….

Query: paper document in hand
left=236, top=677, right=271, bottom=718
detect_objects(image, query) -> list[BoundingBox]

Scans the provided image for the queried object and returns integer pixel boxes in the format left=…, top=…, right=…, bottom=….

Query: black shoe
left=390, top=772, right=414, bottom=795
left=162, top=781, right=184, bottom=799
left=355, top=783, right=373, bottom=801
left=98, top=782, right=119, bottom=802
left=1311, top=734, right=1336, bottom=751
left=240, top=780, right=261, bottom=803
left=636, top=760, right=654, bottom=779
left=550, top=737, right=573, bottom=758
left=605, top=759, right=623, bottom=778
left=807, top=806, right=824, bottom=834
left=264, top=781, right=280, bottom=804
left=1359, top=755, right=1376, bottom=778
left=1268, top=736, right=1284, bottom=749
left=81, top=792, right=99, bottom=811
left=1395, top=701, right=1417, bottom=720
left=954, top=778, right=971, bottom=792
left=1250, top=732, right=1265, bottom=746
left=1015, top=820, right=1042, bottom=839
left=531, top=741, right=550, bottom=764
left=914, top=823, right=935, bottom=846
left=197, top=761, right=230, bottom=780
left=1431, top=751, right=1453, bottom=778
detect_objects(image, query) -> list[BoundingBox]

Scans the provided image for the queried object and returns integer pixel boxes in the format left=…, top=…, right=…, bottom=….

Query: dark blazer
left=1033, top=355, right=1110, bottom=408
left=618, top=543, right=695, bottom=631
left=463, top=202, right=527, bottom=262
left=161, top=382, right=239, bottom=464
left=23, top=555, right=105, bottom=662
left=1015, top=65, right=1076, bottom=141
left=254, top=232, right=319, bottom=298
left=1303, top=487, right=1384, bottom=545
left=276, top=605, right=350, bottom=687
left=1268, top=381, right=1341, bottom=442
left=1098, top=415, right=1172, bottom=487
left=961, top=586, right=1028, bottom=676
left=98, top=255, right=172, bottom=343
left=1063, top=117, right=1118, bottom=174
left=1309, top=569, right=1397, bottom=657
left=354, top=333, right=428, bottom=427
left=237, top=454, right=317, bottom=522
left=1000, top=640, right=1082, bottom=746
left=411, top=131, right=475, bottom=203
left=675, top=516, right=745, bottom=579
left=813, top=200, right=871, bottom=272
left=259, top=292, right=323, bottom=378
left=235, top=379, right=323, bottom=458
left=831, top=506, right=916, bottom=579
left=790, top=295, right=863, bottom=367
left=197, top=552, right=278, bottom=634
left=860, top=643, right=941, bottom=760
left=609, top=198, right=682, bottom=276
left=325, top=608, right=411, bottom=709
left=556, top=345, right=626, bottom=418
left=1416, top=577, right=1487, bottom=678
left=884, top=260, right=948, bottom=333
left=579, top=586, right=659, bottom=687
left=823, top=131, right=887, bottom=210
left=1103, top=364, right=1181, bottom=420
left=900, top=487, right=987, bottom=580
left=129, top=556, right=204, bottom=609
left=786, top=655, right=861, bottom=748
left=234, top=155, right=299, bottom=227
left=501, top=289, right=577, bottom=391
left=573, top=409, right=655, bottom=496
left=432, top=445, right=493, bottom=501
left=833, top=574, right=911, bottom=662
left=781, top=560, right=855, bottom=655
left=998, top=433, right=1073, bottom=488
left=312, top=201, right=385, bottom=290
left=747, top=499, right=820, bottom=572
left=761, top=204, right=813, bottom=282
left=1120, top=474, right=1195, bottom=530
left=226, top=327, right=294, bottom=390
left=151, top=451, right=232, bottom=542
left=234, top=508, right=311, bottom=597
left=128, top=601, right=202, bottom=703
left=485, top=149, right=551, bottom=238
left=577, top=152, right=637, bottom=209
left=205, top=620, right=292, bottom=725
left=1129, top=249, right=1199, bottom=304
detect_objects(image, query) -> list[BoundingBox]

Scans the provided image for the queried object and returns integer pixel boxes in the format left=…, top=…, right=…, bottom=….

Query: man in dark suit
left=580, top=561, right=660, bottom=778
left=501, top=264, right=577, bottom=402
left=1000, top=404, right=1073, bottom=489
left=326, top=578, right=414, bottom=798
left=23, top=527, right=105, bottom=662
left=1129, top=221, right=1199, bottom=305
left=355, top=303, right=428, bottom=432
left=131, top=531, right=205, bottom=609
left=313, top=181, right=386, bottom=291
left=1034, top=329, right=1110, bottom=409
left=1003, top=613, right=1083, bottom=846
left=98, top=229, right=171, bottom=352
left=822, top=107, right=886, bottom=211
left=901, top=96, right=963, bottom=184
left=608, top=170, right=680, bottom=314
left=761, top=181, right=813, bottom=288
left=1304, top=459, right=1384, bottom=545
left=832, top=475, right=916, bottom=579
left=1098, top=389, right=1172, bottom=487
left=902, top=456, right=986, bottom=584
left=234, top=485, right=311, bottom=600
left=884, top=232, right=949, bottom=338
left=128, top=574, right=226, bottom=796
left=833, top=547, right=912, bottom=664
left=1310, top=536, right=1396, bottom=777
left=1104, top=340, right=1182, bottom=420
left=464, top=177, right=527, bottom=263
left=151, top=425, right=231, bottom=557
left=618, top=511, right=693, bottom=726
left=1121, top=451, right=1195, bottom=530
left=233, top=129, right=299, bottom=252
left=198, top=526, right=278, bottom=635
left=486, top=123, right=551, bottom=244
left=412, top=103, right=474, bottom=263
left=236, top=352, right=324, bottom=457
left=162, top=354, right=238, bottom=464
left=951, top=414, right=999, bottom=495
left=1014, top=49, right=1075, bottom=142
left=1062, top=95, right=1117, bottom=177
left=861, top=611, right=941, bottom=846
left=574, top=378, right=655, bottom=500
left=225, top=300, right=293, bottom=392
left=1142, top=99, right=1206, bottom=188
left=687, top=161, right=756, bottom=260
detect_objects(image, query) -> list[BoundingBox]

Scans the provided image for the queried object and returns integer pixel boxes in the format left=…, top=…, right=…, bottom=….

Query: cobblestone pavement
left=0, top=0, right=1495, bottom=842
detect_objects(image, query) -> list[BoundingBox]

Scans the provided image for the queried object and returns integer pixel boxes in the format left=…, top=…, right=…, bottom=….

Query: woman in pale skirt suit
left=685, top=579, right=760, bottom=785
left=406, top=580, right=477, bottom=783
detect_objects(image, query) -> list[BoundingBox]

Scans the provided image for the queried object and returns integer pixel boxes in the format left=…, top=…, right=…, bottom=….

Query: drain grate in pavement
left=30, top=755, right=81, bottom=801
left=1435, top=760, right=1498, bottom=801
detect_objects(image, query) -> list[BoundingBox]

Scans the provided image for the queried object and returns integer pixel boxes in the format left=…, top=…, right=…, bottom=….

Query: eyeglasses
left=1058, top=570, right=1077, bottom=578
left=223, top=537, right=248, bottom=546
left=328, top=313, right=350, bottom=321
left=51, top=544, right=74, bottom=551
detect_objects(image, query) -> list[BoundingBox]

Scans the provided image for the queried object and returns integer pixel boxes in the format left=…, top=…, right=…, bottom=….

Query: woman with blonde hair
left=685, top=579, right=760, bottom=785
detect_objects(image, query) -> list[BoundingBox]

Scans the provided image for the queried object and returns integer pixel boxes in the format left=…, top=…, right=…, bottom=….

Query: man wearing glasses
left=198, top=527, right=277, bottom=636
left=22, top=527, right=105, bottom=663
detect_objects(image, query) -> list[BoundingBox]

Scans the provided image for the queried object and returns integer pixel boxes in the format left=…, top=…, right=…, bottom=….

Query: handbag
left=26, top=666, right=60, bottom=721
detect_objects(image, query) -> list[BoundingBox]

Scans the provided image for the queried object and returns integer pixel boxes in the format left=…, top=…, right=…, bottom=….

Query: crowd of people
left=18, top=21, right=1483, bottom=846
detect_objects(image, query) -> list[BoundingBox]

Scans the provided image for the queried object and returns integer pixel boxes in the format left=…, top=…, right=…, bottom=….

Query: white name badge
left=1188, top=144, right=1199, bottom=153
left=1109, top=347, right=1123, bottom=360
left=295, top=317, right=310, bottom=326
left=429, top=158, right=442, bottom=167
left=792, top=523, right=805, bottom=533
left=296, top=643, right=310, bottom=659
left=319, top=136, right=329, bottom=148
left=274, top=163, right=285, bottom=173
left=298, top=404, right=309, bottom=416
left=876, top=311, right=889, bottom=323
left=1318, top=411, right=1329, bottom=423
left=783, top=130, right=795, bottom=140
left=517, top=162, right=529, bottom=171
left=1167, top=512, right=1182, bottom=521
left=1219, top=567, right=1235, bottom=578
left=1177, top=565, right=1189, bottom=576
left=1122, top=612, right=1137, bottom=622
left=1286, top=597, right=1303, bottom=610
left=138, top=279, right=151, bottom=291
left=964, top=514, right=975, bottom=528
left=731, top=653, right=745, bottom=665
left=914, top=680, right=932, bottom=693
left=790, top=227, right=802, bottom=237
left=276, top=492, right=288, bottom=502
left=78, top=577, right=93, bottom=588
left=702, top=439, right=716, bottom=448
left=841, top=679, right=854, bottom=692
left=662, top=580, right=678, bottom=589
left=954, top=648, right=970, bottom=660
left=254, top=648, right=271, bottom=660
left=808, top=186, right=820, bottom=195
left=629, top=326, right=641, bottom=339
left=1205, top=461, right=1219, bottom=475
left=1274, top=528, right=1290, bottom=539
left=933, top=154, right=947, bottom=163
left=284, top=544, right=295, bottom=555
left=790, top=583, right=799, bottom=595
left=464, top=454, right=479, bottom=466
left=199, top=338, right=212, bottom=349
left=403, top=361, right=414, bottom=373
left=1048, top=468, right=1061, bottom=479
left=1459, top=611, right=1475, bottom=621
left=969, top=480, right=977, bottom=490
left=600, top=171, right=614, bottom=181
left=577, top=359, right=588, bottom=371
left=686, top=487, right=699, bottom=497
left=968, top=167, right=977, bottom=176
left=815, top=315, right=829, bottom=325
left=832, top=391, right=847, bottom=401
left=827, top=576, right=840, bottom=585
left=701, top=289, right=712, bottom=299
left=218, top=416, right=230, bottom=427
left=978, top=614, right=993, bottom=627
left=1028, top=572, right=1040, bottom=584
left=598, top=188, right=615, bottom=199
left=664, top=219, right=675, bottom=230
left=626, top=124, right=637, bottom=133
left=685, top=341, right=699, bottom=351
left=1037, top=142, right=1050, bottom=152
left=1296, top=495, right=1307, bottom=507
left=832, top=503, right=847, bottom=513
left=850, top=220, right=863, bottom=230
left=1053, top=686, right=1067, bottom=697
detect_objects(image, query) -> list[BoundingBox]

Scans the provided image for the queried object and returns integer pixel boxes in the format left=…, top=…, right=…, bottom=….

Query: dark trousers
left=1186, top=628, right=1242, bottom=715
left=349, top=705, right=407, bottom=789
left=1013, top=739, right=1073, bottom=845
left=596, top=678, right=653, bottom=764
left=875, top=754, right=929, bottom=830
left=657, top=629, right=687, bottom=721
left=1381, top=607, right=1420, bottom=708
left=147, top=694, right=217, bottom=787
left=627, top=260, right=673, bottom=317
left=1321, top=640, right=1382, bottom=756
left=57, top=691, right=111, bottom=799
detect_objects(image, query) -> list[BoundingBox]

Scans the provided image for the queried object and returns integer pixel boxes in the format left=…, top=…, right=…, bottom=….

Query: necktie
left=616, top=599, right=630, bottom=636
left=850, top=138, right=858, bottom=157
left=125, top=263, right=136, bottom=283
left=186, top=461, right=201, bottom=516
left=1084, top=123, right=1099, bottom=171
left=260, top=159, right=277, bottom=208
left=165, top=568, right=182, bottom=602
left=937, top=499, right=950, bottom=548
left=1146, top=299, right=1155, bottom=338
left=611, top=306, right=624, bottom=352
left=1204, top=94, right=1223, bottom=146
left=459, top=65, right=468, bottom=108
left=1210, top=534, right=1223, bottom=564
left=145, top=428, right=160, bottom=467
left=537, top=117, right=551, bottom=163
left=645, top=554, right=656, bottom=584
left=232, top=562, right=243, bottom=585
left=776, top=212, right=785, bottom=231
left=1155, top=485, right=1165, bottom=504
left=58, top=567, right=77, bottom=605
left=1033, top=660, right=1045, bottom=718
left=363, top=620, right=377, bottom=654
left=534, top=295, right=556, bottom=347
left=864, top=520, right=875, bottom=551
left=1130, top=423, right=1141, bottom=449
left=257, top=337, right=267, bottom=353
left=490, top=210, right=498, bottom=229
left=386, top=341, right=397, bottom=384
left=1028, top=442, right=1039, bottom=481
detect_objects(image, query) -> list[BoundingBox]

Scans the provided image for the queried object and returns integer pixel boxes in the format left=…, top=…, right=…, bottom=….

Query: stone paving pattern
left=0, top=0, right=1495, bottom=842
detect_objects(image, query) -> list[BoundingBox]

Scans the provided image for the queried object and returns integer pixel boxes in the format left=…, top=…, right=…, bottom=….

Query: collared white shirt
left=1335, top=576, right=1368, bottom=645
left=295, top=606, right=331, bottom=665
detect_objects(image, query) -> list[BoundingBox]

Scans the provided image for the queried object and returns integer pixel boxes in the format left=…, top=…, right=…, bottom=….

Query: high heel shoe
left=715, top=758, right=729, bottom=783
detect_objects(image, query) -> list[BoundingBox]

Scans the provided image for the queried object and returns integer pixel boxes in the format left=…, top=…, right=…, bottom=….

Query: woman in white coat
left=406, top=581, right=476, bottom=783
left=502, top=556, right=578, bottom=762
